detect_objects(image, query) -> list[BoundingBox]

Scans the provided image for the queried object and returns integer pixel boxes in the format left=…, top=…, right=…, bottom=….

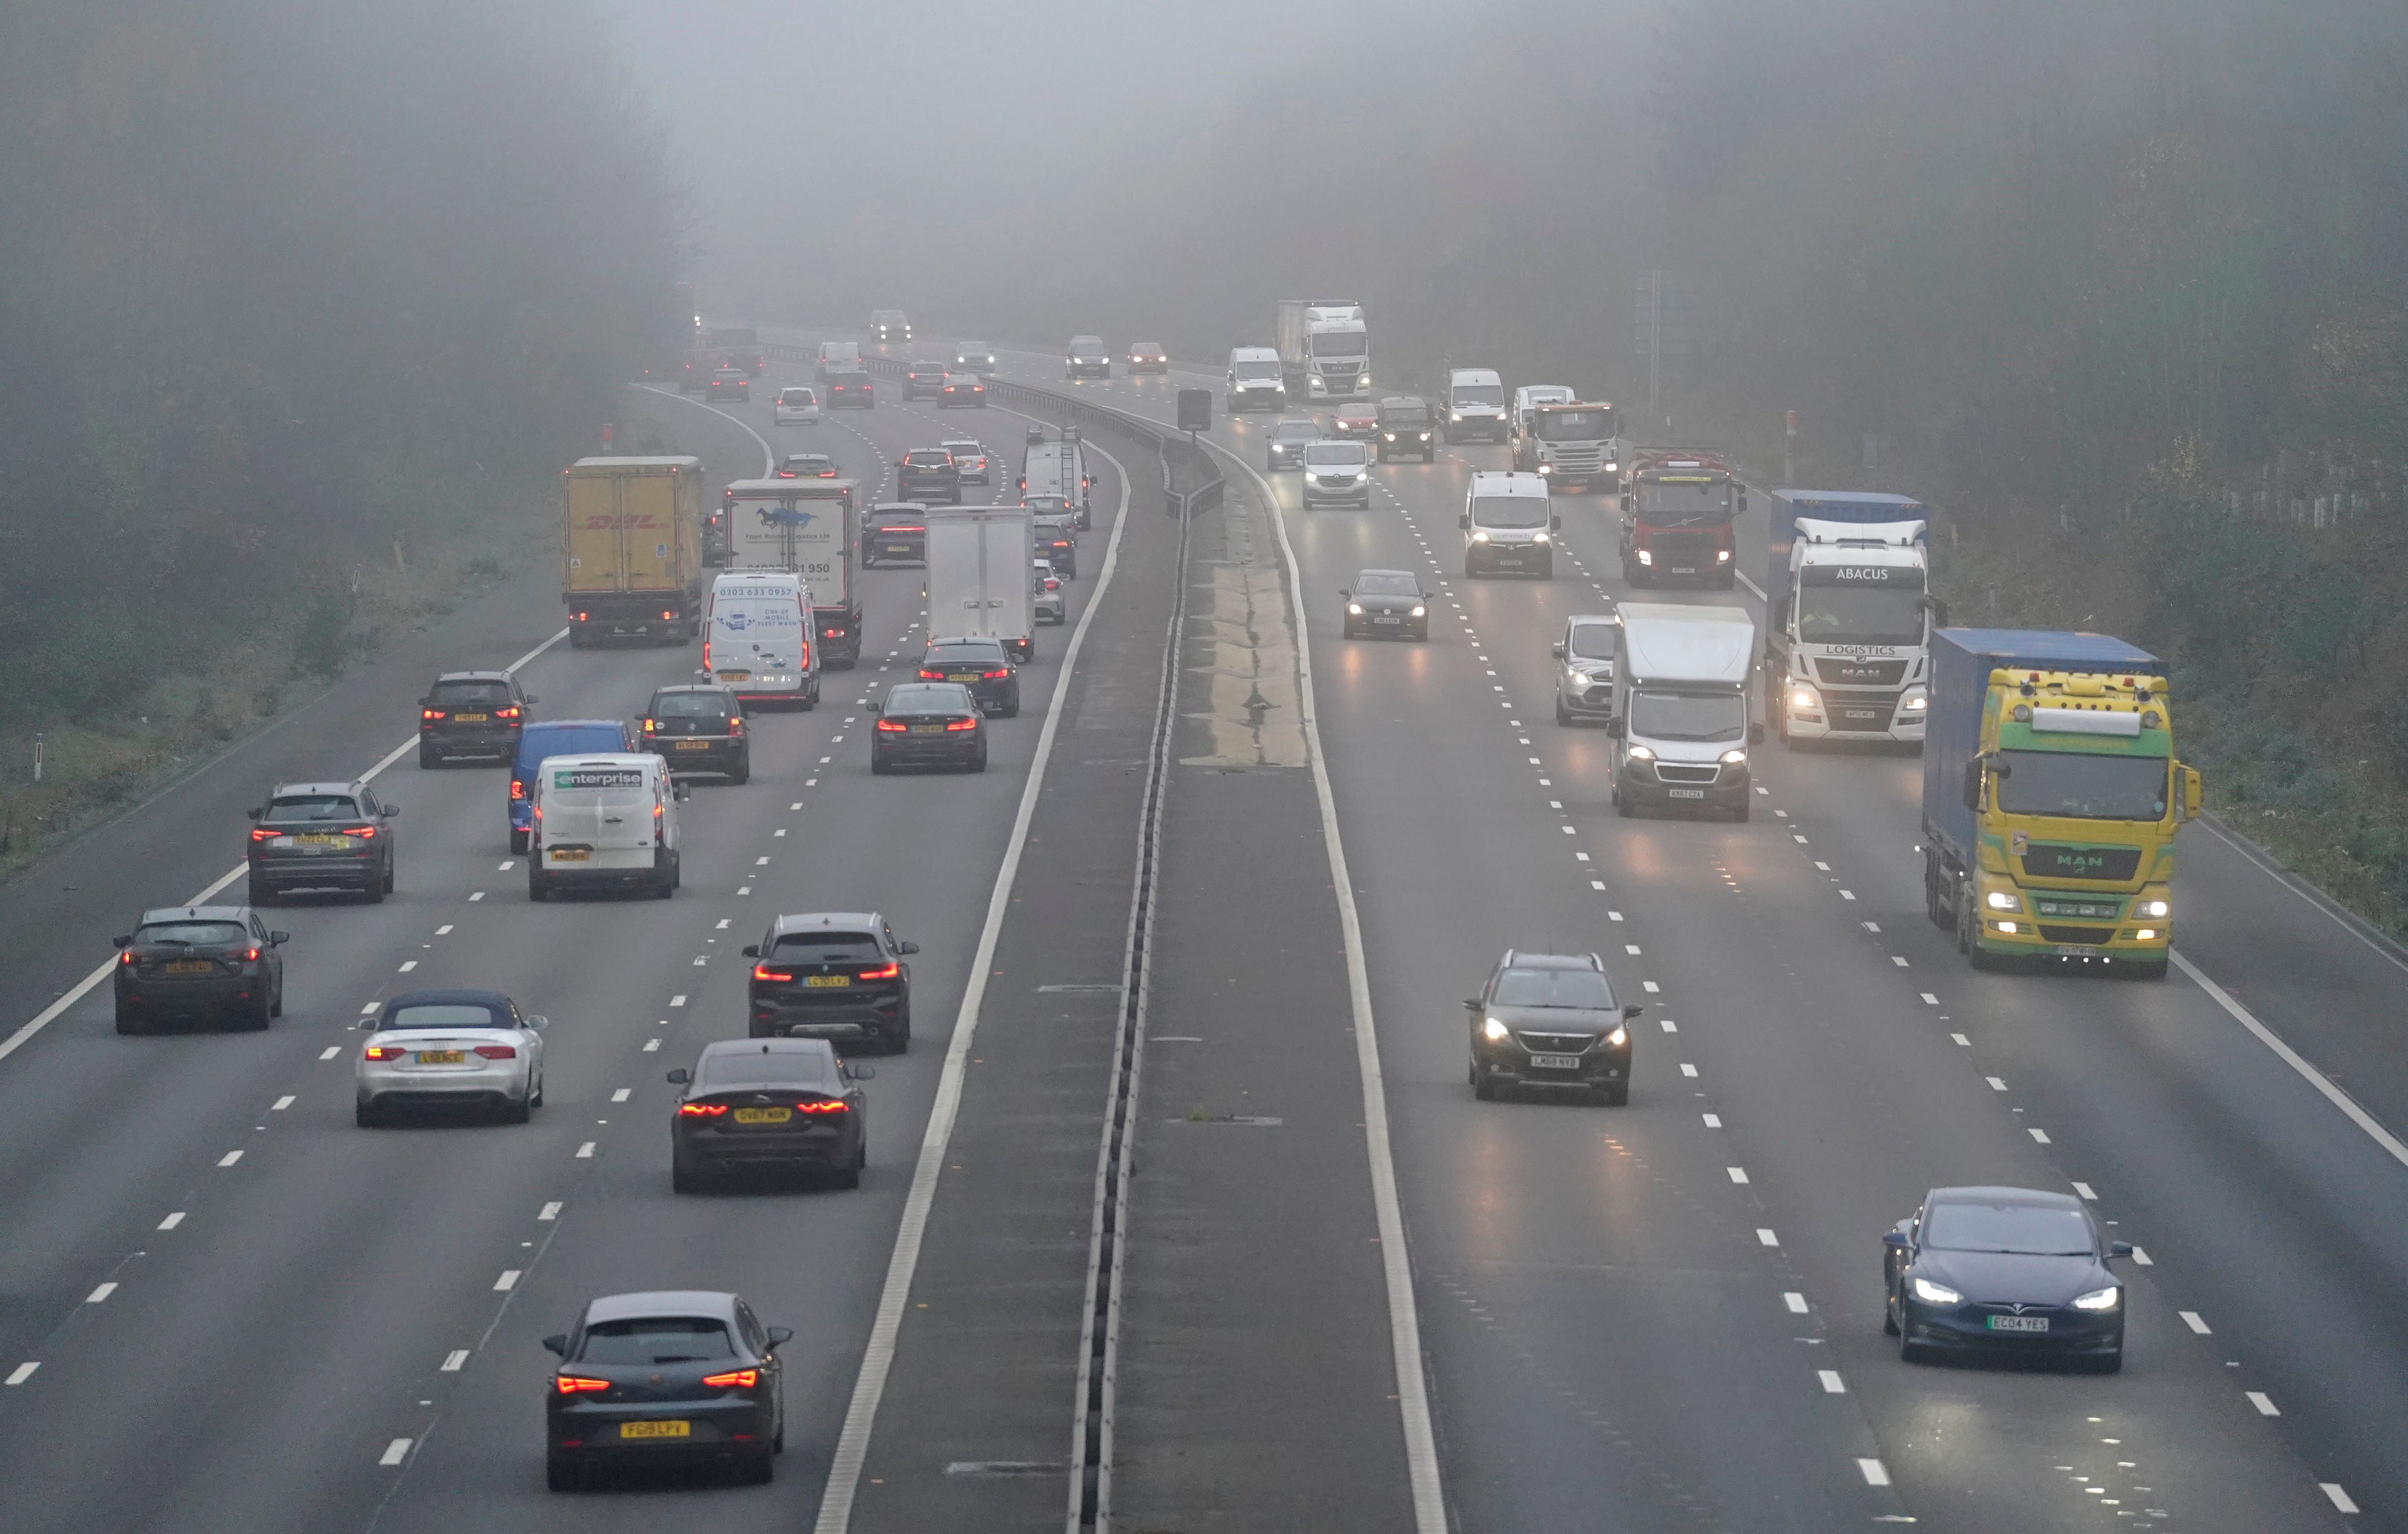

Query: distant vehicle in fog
left=1276, top=300, right=1369, bottom=401
left=1227, top=347, right=1287, bottom=413
left=870, top=310, right=911, bottom=345
left=1127, top=341, right=1168, bottom=374
left=817, top=341, right=861, bottom=379
left=1065, top=335, right=1111, bottom=379
left=773, top=385, right=820, bottom=424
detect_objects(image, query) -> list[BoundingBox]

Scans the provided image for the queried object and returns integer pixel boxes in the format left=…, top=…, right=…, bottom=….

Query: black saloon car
left=544, top=1290, right=789, bottom=1489
left=938, top=373, right=987, bottom=407
left=872, top=682, right=988, bottom=773
left=114, top=905, right=286, bottom=1033
left=864, top=503, right=929, bottom=567
left=640, top=684, right=749, bottom=783
left=418, top=671, right=533, bottom=766
left=918, top=638, right=1021, bottom=715
left=896, top=449, right=960, bottom=504
left=903, top=359, right=951, bottom=399
left=1340, top=568, right=1431, bottom=640
left=1267, top=419, right=1322, bottom=471
left=668, top=1037, right=869, bottom=1190
left=707, top=367, right=750, bottom=403
left=1465, top=949, right=1640, bottom=1104
left=1065, top=335, right=1111, bottom=378
left=826, top=371, right=874, bottom=409
left=1884, top=1186, right=2130, bottom=1370
left=742, top=910, right=920, bottom=1050
left=1375, top=396, right=1438, bottom=462
left=247, top=779, right=398, bottom=903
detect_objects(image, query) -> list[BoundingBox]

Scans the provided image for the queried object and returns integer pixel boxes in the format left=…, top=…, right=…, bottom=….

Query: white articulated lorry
left=1763, top=490, right=1935, bottom=746
left=925, top=508, right=1036, bottom=662
left=1276, top=300, right=1370, bottom=401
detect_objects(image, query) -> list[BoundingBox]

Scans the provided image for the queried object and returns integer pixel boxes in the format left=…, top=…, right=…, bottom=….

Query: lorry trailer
left=561, top=457, right=706, bottom=647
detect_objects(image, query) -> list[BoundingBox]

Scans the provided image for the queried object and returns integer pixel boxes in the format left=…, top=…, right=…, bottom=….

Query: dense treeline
left=0, top=0, right=683, bottom=736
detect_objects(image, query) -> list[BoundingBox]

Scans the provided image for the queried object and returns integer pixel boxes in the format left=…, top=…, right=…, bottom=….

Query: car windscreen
left=1470, top=493, right=1547, bottom=528
left=770, top=931, right=881, bottom=962
left=1379, top=406, right=1432, bottom=426
left=1273, top=423, right=1320, bottom=440
left=832, top=373, right=870, bottom=386
left=431, top=680, right=513, bottom=705
left=268, top=795, right=361, bottom=821
left=1534, top=409, right=1613, bottom=440
left=927, top=644, right=1007, bottom=665
left=699, top=1053, right=835, bottom=1090
left=1491, top=969, right=1616, bottom=1008
left=942, top=443, right=980, bottom=455
left=136, top=921, right=249, bottom=947
left=1567, top=622, right=1616, bottom=661
left=1234, top=359, right=1282, bottom=380
left=1304, top=444, right=1366, bottom=466
left=1072, top=337, right=1103, bottom=351
left=885, top=684, right=973, bottom=714
left=779, top=389, right=815, bottom=404
left=576, top=1317, right=735, bottom=1365
left=1628, top=691, right=1746, bottom=742
left=524, top=727, right=623, bottom=759
left=380, top=1002, right=508, bottom=1030
left=1132, top=342, right=1163, bottom=352
left=783, top=457, right=830, bottom=472
left=905, top=453, right=952, bottom=466
left=1452, top=385, right=1505, bottom=408
left=1924, top=1201, right=2094, bottom=1256
left=1354, top=572, right=1419, bottom=597
left=649, top=693, right=735, bottom=720
left=1995, top=751, right=2169, bottom=821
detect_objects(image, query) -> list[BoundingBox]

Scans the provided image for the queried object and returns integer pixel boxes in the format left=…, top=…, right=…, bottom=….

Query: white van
left=1444, top=367, right=1508, bottom=442
left=1461, top=470, right=1557, bottom=576
left=705, top=571, right=821, bottom=708
left=1226, top=347, right=1287, bottom=413
left=527, top=753, right=685, bottom=900
left=1511, top=384, right=1575, bottom=437
left=816, top=341, right=861, bottom=380
left=1020, top=437, right=1093, bottom=528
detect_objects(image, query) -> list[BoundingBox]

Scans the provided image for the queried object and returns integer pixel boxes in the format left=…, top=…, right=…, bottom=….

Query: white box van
left=925, top=508, right=1036, bottom=661
left=705, top=571, right=821, bottom=707
left=1444, top=367, right=1507, bottom=442
left=817, top=341, right=861, bottom=380
left=527, top=753, right=685, bottom=900
left=1226, top=347, right=1287, bottom=413
left=1461, top=470, right=1557, bottom=576
left=1609, top=604, right=1762, bottom=821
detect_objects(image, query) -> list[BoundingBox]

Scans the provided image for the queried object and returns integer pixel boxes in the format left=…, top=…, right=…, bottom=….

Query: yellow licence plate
left=166, top=960, right=214, bottom=974
left=417, top=1050, right=466, bottom=1064
left=550, top=847, right=590, bottom=862
left=948, top=673, right=978, bottom=682
left=452, top=712, right=488, bottom=722
left=802, top=975, right=851, bottom=989
left=619, top=1420, right=691, bottom=1440
left=294, top=833, right=349, bottom=847
left=911, top=724, right=947, bottom=733
left=716, top=669, right=751, bottom=682
left=674, top=739, right=713, bottom=750
left=734, top=1106, right=792, bottom=1124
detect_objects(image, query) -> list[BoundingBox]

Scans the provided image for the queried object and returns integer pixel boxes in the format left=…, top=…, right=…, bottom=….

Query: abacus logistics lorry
left=1921, top=629, right=2202, bottom=977
left=1764, top=490, right=1933, bottom=746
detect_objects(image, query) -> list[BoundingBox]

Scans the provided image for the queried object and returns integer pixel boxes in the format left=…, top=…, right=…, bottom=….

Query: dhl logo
left=582, top=513, right=663, bottom=530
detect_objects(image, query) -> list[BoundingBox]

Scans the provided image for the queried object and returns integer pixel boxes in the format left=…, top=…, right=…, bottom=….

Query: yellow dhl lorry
left=561, top=456, right=705, bottom=647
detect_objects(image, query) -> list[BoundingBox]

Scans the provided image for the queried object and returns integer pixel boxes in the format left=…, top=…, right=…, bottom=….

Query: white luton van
left=527, top=753, right=685, bottom=900
left=705, top=570, right=821, bottom=707
left=925, top=508, right=1036, bottom=662
left=1609, top=603, right=1763, bottom=822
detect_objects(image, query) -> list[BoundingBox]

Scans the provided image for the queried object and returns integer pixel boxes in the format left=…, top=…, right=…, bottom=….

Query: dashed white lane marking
left=1987, top=1077, right=2008, bottom=1092
left=2321, top=1484, right=2360, bottom=1514
left=1727, top=1167, right=1750, bottom=1184
left=738, top=885, right=752, bottom=896
left=1921, top=993, right=1940, bottom=1005
left=397, top=960, right=417, bottom=973
left=469, top=892, right=485, bottom=902
left=1608, top=910, right=1624, bottom=921
left=1757, top=1228, right=1779, bottom=1246
left=1840, top=890, right=1856, bottom=900
left=441, top=1350, right=470, bottom=1372
left=643, top=1039, right=660, bottom=1052
left=436, top=925, right=453, bottom=936
left=1591, top=881, right=1606, bottom=891
left=715, top=919, right=730, bottom=929
left=360, top=1002, right=378, bottom=1015
left=272, top=1094, right=294, bottom=1111
left=2072, top=1181, right=2096, bottom=1199
left=158, top=1211, right=184, bottom=1230
left=2180, top=1311, right=2211, bottom=1334
left=2246, top=1392, right=2279, bottom=1416
left=1660, top=1019, right=1678, bottom=1033
left=85, top=1282, right=117, bottom=1304
left=671, top=995, right=687, bottom=1007
left=1858, top=1458, right=1891, bottom=1487
left=693, top=956, right=708, bottom=966
left=380, top=1438, right=412, bottom=1467
left=2029, top=1128, right=2052, bottom=1143
left=1784, top=1292, right=1809, bottom=1313
left=611, top=1088, right=631, bottom=1103
left=1702, top=1113, right=1722, bottom=1128
left=217, top=1151, right=242, bottom=1167
left=1818, top=1370, right=1845, bottom=1394
left=575, top=1142, right=595, bottom=1159
left=790, top=801, right=804, bottom=810
left=1951, top=1033, right=1972, bottom=1046
left=775, top=828, right=788, bottom=837
left=5, top=1363, right=37, bottom=1385
left=2131, top=1246, right=2153, bottom=1265
left=756, top=856, right=771, bottom=865
left=494, top=1271, right=520, bottom=1292
left=498, top=861, right=515, bottom=871
left=1642, top=981, right=1660, bottom=993
left=539, top=1202, right=561, bottom=1220
left=319, top=1046, right=341, bottom=1061
left=1680, top=1063, right=1699, bottom=1077
left=1890, top=955, right=1910, bottom=967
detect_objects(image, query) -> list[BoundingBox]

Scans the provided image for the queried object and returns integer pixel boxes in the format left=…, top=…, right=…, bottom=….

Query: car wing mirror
left=1606, top=717, right=1624, bottom=739
left=542, top=1333, right=569, bottom=1357
left=1337, top=588, right=1350, bottom=598
left=741, top=944, right=761, bottom=958
left=356, top=1015, right=380, bottom=1030
left=846, top=1063, right=876, bottom=1081
left=1551, top=642, right=1566, bottom=659
left=113, top=934, right=133, bottom=948
left=1458, top=512, right=1470, bottom=529
left=673, top=784, right=691, bottom=802
left=1551, top=515, right=1563, bottom=530
left=666, top=1067, right=691, bottom=1085
left=2181, top=764, right=2202, bottom=821
left=1961, top=758, right=1985, bottom=811
left=1622, top=1004, right=1644, bottom=1019
left=270, top=931, right=290, bottom=945
left=246, top=807, right=261, bottom=821
left=382, top=805, right=400, bottom=818
left=1462, top=998, right=1483, bottom=1012
left=524, top=1015, right=548, bottom=1031
left=1882, top=1230, right=1910, bottom=1249
left=764, top=1326, right=794, bottom=1350
left=897, top=940, right=920, bottom=955
left=2107, top=1240, right=2133, bottom=1260
left=523, top=695, right=538, bottom=705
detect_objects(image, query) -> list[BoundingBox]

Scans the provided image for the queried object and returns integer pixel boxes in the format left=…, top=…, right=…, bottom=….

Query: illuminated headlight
left=1789, top=687, right=1819, bottom=711
left=1384, top=433, right=1397, bottom=441
left=1418, top=432, right=1430, bottom=440
left=1901, top=693, right=1929, bottom=712
left=2138, top=898, right=2169, bottom=918
left=2134, top=929, right=2158, bottom=941
left=1451, top=411, right=1464, bottom=421
left=1346, top=603, right=1364, bottom=616
left=1537, top=462, right=1552, bottom=473
left=1635, top=549, right=1653, bottom=565
left=1482, top=1017, right=1510, bottom=1041
left=2071, top=1286, right=2122, bottom=1311
left=1532, top=530, right=1549, bottom=543
left=1471, top=530, right=1490, bottom=542
left=1911, top=1277, right=1962, bottom=1306
left=1410, top=605, right=1426, bottom=618
left=1985, top=890, right=2021, bottom=911
left=1716, top=549, right=1731, bottom=562
left=1993, top=920, right=2020, bottom=934
left=1625, top=744, right=1655, bottom=762
left=1604, top=1025, right=1627, bottom=1048
left=1719, top=748, right=1748, bottom=766
left=1359, top=376, right=1369, bottom=387
left=1603, top=460, right=1617, bottom=473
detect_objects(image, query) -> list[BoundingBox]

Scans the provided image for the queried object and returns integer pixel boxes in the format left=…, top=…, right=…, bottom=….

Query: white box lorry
left=1275, top=300, right=1370, bottom=401
left=1609, top=603, right=1763, bottom=821
left=720, top=477, right=863, bottom=667
left=925, top=508, right=1036, bottom=662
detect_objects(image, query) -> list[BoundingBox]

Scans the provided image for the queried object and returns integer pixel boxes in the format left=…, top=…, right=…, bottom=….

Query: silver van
left=527, top=753, right=687, bottom=900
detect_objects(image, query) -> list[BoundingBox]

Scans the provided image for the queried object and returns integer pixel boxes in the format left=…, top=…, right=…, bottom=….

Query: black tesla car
left=1884, top=1186, right=2129, bottom=1370
left=1340, top=568, right=1431, bottom=640
left=1464, top=949, right=1640, bottom=1104
left=544, top=1290, right=789, bottom=1489
left=667, top=1037, right=869, bottom=1190
left=742, top=910, right=919, bottom=1051
left=113, top=905, right=286, bottom=1033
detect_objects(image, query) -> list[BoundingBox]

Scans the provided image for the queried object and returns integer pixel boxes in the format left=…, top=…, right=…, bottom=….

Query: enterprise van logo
left=554, top=768, right=644, bottom=789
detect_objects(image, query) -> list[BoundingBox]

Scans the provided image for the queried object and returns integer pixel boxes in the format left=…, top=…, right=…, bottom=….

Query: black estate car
left=419, top=670, right=533, bottom=766
left=1340, top=568, right=1430, bottom=640
left=544, top=1290, right=790, bottom=1489
left=641, top=684, right=750, bottom=784
left=742, top=911, right=919, bottom=1052
left=917, top=637, right=1020, bottom=715
left=1465, top=949, right=1640, bottom=1104
left=114, top=905, right=286, bottom=1033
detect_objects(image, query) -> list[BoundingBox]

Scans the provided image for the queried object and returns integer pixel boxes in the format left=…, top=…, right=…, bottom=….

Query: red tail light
left=496, top=706, right=521, bottom=720
left=473, top=1044, right=517, bottom=1060
left=120, top=951, right=134, bottom=966
left=753, top=964, right=795, bottom=980
left=727, top=717, right=745, bottom=737
left=945, top=718, right=978, bottom=732
left=795, top=1100, right=850, bottom=1114
left=555, top=1376, right=611, bottom=1395
left=242, top=947, right=260, bottom=962
left=918, top=668, right=944, bottom=680
left=701, top=1368, right=759, bottom=1388
left=510, top=779, right=526, bottom=800
left=250, top=827, right=277, bottom=841
left=679, top=1102, right=729, bottom=1116
left=363, top=1044, right=409, bottom=1061
left=350, top=825, right=378, bottom=839
left=421, top=708, right=445, bottom=721
left=858, top=962, right=899, bottom=980
left=874, top=718, right=907, bottom=733
left=982, top=669, right=1011, bottom=679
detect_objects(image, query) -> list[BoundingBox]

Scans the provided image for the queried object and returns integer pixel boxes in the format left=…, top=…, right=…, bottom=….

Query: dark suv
left=641, top=684, right=750, bottom=783
left=1376, top=396, right=1437, bottom=462
left=903, top=359, right=952, bottom=400
left=1032, top=510, right=1078, bottom=579
left=113, top=905, right=286, bottom=1033
left=246, top=779, right=399, bottom=903
left=896, top=449, right=961, bottom=504
left=742, top=911, right=921, bottom=1052
left=419, top=671, right=533, bottom=766
left=1464, top=949, right=1641, bottom=1104
left=1065, top=335, right=1111, bottom=378
left=865, top=503, right=929, bottom=567
left=918, top=637, right=1020, bottom=715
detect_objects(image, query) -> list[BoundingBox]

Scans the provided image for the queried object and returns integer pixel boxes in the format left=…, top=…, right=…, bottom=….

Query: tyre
left=546, top=1454, right=576, bottom=1492
left=871, top=753, right=892, bottom=776
left=739, top=1448, right=775, bottom=1485
left=729, top=758, right=751, bottom=786
left=363, top=875, right=385, bottom=905
left=114, top=1006, right=144, bottom=1036
left=672, top=1158, right=702, bottom=1195
left=243, top=996, right=272, bottom=1032
left=2125, top=960, right=2169, bottom=981
left=1556, top=698, right=1573, bottom=726
left=887, top=1001, right=912, bottom=1053
left=1883, top=1290, right=1901, bottom=1336
left=1613, top=786, right=1634, bottom=818
left=354, top=1100, right=380, bottom=1128
left=502, top=1092, right=530, bottom=1125
left=247, top=876, right=272, bottom=905
left=969, top=742, right=988, bottom=773
left=1473, top=1072, right=1501, bottom=1102
left=1598, top=1081, right=1629, bottom=1107
left=831, top=1143, right=863, bottom=1191
left=2087, top=1348, right=2125, bottom=1374
left=1718, top=570, right=1737, bottom=590
left=270, top=980, right=283, bottom=1019
left=1464, top=559, right=1479, bottom=579
left=510, top=829, right=530, bottom=856
left=1624, top=562, right=1648, bottom=586
left=419, top=744, right=441, bottom=769
left=1000, top=700, right=1020, bottom=719
left=528, top=869, right=548, bottom=902
left=383, top=857, right=396, bottom=893
left=568, top=625, right=588, bottom=649
left=1731, top=801, right=1751, bottom=823
left=1899, top=1335, right=1931, bottom=1365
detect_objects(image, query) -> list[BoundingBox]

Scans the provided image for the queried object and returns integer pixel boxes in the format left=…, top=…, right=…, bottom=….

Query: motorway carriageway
left=0, top=363, right=1157, bottom=1533
left=782, top=326, right=2405, bottom=1533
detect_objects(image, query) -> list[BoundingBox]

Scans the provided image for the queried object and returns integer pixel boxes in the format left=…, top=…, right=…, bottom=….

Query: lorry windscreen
left=1534, top=410, right=1614, bottom=440
left=1635, top=479, right=1732, bottom=524
left=1628, top=691, right=1745, bottom=742
left=1797, top=587, right=1924, bottom=645
left=1471, top=494, right=1547, bottom=528
left=1995, top=752, right=2169, bottom=821
left=1311, top=333, right=1367, bottom=358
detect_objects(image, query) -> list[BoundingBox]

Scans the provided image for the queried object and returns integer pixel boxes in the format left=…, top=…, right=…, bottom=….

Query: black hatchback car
left=641, top=684, right=749, bottom=783
left=918, top=638, right=1020, bottom=715
left=1376, top=396, right=1437, bottom=462
left=864, top=503, right=928, bottom=567
left=668, top=1037, right=870, bottom=1190
left=419, top=671, right=533, bottom=766
left=113, top=905, right=286, bottom=1033
left=872, top=682, right=987, bottom=773
left=1465, top=949, right=1640, bottom=1104
left=896, top=449, right=960, bottom=504
left=246, top=780, right=399, bottom=903
left=826, top=371, right=874, bottom=409
left=743, top=911, right=919, bottom=1051
left=1267, top=419, right=1322, bottom=471
left=1884, top=1186, right=2130, bottom=1371
left=1340, top=568, right=1430, bottom=640
left=544, top=1290, right=790, bottom=1489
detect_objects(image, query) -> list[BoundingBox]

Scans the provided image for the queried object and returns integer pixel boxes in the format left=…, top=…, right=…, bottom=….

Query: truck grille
left=2038, top=925, right=2117, bottom=946
left=2021, top=845, right=2142, bottom=882
left=1813, top=657, right=1907, bottom=687
left=1651, top=530, right=1717, bottom=572
left=1816, top=688, right=1895, bottom=731
left=1655, top=764, right=1719, bottom=784
left=1547, top=446, right=1604, bottom=473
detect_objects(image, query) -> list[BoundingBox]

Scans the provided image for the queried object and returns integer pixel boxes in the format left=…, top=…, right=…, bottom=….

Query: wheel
left=886, top=1001, right=912, bottom=1053
left=419, top=744, right=441, bottom=768
left=1924, top=854, right=1955, bottom=930
left=567, top=625, right=588, bottom=649
left=729, top=758, right=750, bottom=785
left=1614, top=786, right=1634, bottom=818
left=363, top=874, right=385, bottom=905
left=383, top=857, right=396, bottom=894
left=1598, top=1081, right=1629, bottom=1107
left=528, top=869, right=548, bottom=902
left=1556, top=698, right=1573, bottom=726
left=270, top=979, right=283, bottom=1018
left=872, top=753, right=892, bottom=776
left=2086, top=1348, right=2125, bottom=1374
left=1473, top=1072, right=1501, bottom=1101
left=502, top=1092, right=530, bottom=1125
left=775, top=1409, right=786, bottom=1454
left=510, top=829, right=530, bottom=856
left=739, top=1448, right=775, bottom=1484
left=1464, top=559, right=1479, bottom=579
left=969, top=743, right=988, bottom=773
left=1718, top=570, right=1737, bottom=590
left=1900, top=1334, right=1931, bottom=1365
left=247, top=876, right=272, bottom=905
left=243, top=996, right=272, bottom=1032
left=672, top=1158, right=702, bottom=1194
left=530, top=1074, right=544, bottom=1108
left=546, top=1454, right=576, bottom=1492
left=355, top=1100, right=380, bottom=1128
left=2125, top=960, right=2169, bottom=980
left=831, top=1145, right=862, bottom=1191
left=1731, top=801, right=1751, bottom=823
left=114, top=1006, right=144, bottom=1036
left=1883, top=1286, right=1901, bottom=1336
left=1000, top=701, right=1020, bottom=719
left=1624, top=562, right=1648, bottom=586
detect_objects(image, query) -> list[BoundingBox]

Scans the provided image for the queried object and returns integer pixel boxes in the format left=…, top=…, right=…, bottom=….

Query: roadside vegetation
left=0, top=0, right=685, bottom=865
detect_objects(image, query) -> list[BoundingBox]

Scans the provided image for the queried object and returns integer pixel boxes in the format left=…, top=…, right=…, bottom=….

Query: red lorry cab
left=1620, top=451, right=1740, bottom=589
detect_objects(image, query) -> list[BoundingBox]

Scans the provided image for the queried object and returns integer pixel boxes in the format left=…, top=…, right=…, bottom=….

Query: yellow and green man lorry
left=1921, top=629, right=2202, bottom=977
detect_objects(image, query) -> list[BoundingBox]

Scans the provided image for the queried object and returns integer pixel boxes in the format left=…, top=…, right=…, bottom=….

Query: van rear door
left=539, top=759, right=658, bottom=869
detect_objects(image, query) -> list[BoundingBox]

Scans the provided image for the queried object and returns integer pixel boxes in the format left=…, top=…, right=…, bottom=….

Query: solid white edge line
left=2171, top=949, right=2408, bottom=1172
left=2194, top=815, right=2408, bottom=977
left=810, top=425, right=1137, bottom=1534
left=1218, top=433, right=1450, bottom=1534
left=635, top=383, right=775, bottom=477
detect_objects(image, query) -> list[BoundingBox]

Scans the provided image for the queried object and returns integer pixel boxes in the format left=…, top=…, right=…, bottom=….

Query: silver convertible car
left=356, top=988, right=548, bottom=1125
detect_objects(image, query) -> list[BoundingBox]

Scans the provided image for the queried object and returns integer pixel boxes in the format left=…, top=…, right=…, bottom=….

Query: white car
left=943, top=439, right=991, bottom=485
left=1033, top=560, right=1066, bottom=625
left=356, top=988, right=546, bottom=1126
left=774, top=386, right=821, bottom=425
